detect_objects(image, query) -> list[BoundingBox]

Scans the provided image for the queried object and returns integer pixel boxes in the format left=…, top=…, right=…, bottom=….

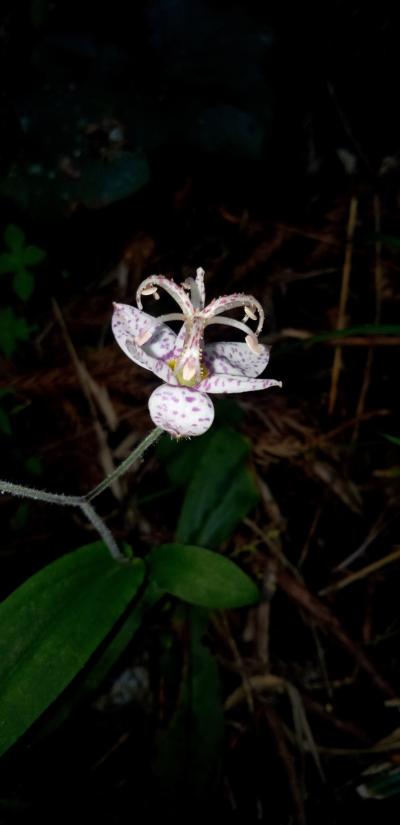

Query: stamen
left=244, top=305, right=257, bottom=321
left=202, top=293, right=264, bottom=335
left=141, top=285, right=158, bottom=296
left=182, top=358, right=197, bottom=381
left=135, top=313, right=186, bottom=347
left=205, top=315, right=253, bottom=337
left=136, top=328, right=153, bottom=346
left=245, top=334, right=264, bottom=355
left=136, top=275, right=193, bottom=315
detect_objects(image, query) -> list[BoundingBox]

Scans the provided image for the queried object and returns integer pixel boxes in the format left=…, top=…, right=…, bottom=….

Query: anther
left=245, top=334, right=263, bottom=355
left=136, top=328, right=153, bottom=346
left=244, top=305, right=257, bottom=321
left=141, top=285, right=158, bottom=296
left=182, top=359, right=197, bottom=381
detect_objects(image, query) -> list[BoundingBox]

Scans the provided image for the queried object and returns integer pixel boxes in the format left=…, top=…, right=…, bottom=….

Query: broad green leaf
left=149, top=543, right=260, bottom=608
left=4, top=224, right=25, bottom=252
left=194, top=465, right=259, bottom=548
left=36, top=584, right=161, bottom=740
left=0, top=307, right=31, bottom=357
left=157, top=429, right=215, bottom=486
left=0, top=252, right=17, bottom=274
left=0, top=541, right=145, bottom=756
left=157, top=406, right=243, bottom=489
left=23, top=245, right=46, bottom=267
left=176, top=427, right=249, bottom=542
left=153, top=608, right=223, bottom=813
left=176, top=427, right=258, bottom=547
left=13, top=268, right=35, bottom=301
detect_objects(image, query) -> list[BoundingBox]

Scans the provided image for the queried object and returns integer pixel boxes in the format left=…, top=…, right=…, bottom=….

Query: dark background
left=1, top=2, right=400, bottom=823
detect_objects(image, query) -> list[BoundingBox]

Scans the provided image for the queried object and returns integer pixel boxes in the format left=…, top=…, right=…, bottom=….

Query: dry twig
left=328, top=196, right=358, bottom=413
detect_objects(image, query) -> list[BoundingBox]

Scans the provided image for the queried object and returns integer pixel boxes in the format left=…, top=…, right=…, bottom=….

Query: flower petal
left=199, top=375, right=282, bottom=394
left=112, top=304, right=177, bottom=383
left=112, top=303, right=177, bottom=358
left=204, top=341, right=270, bottom=378
left=137, top=275, right=193, bottom=315
left=148, top=385, right=215, bottom=437
left=172, top=322, right=187, bottom=358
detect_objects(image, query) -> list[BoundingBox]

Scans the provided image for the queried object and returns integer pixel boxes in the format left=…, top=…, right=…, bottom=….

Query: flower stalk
left=0, top=426, right=163, bottom=563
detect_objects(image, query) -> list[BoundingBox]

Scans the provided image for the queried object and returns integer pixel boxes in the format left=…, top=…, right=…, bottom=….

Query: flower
left=112, top=267, right=282, bottom=437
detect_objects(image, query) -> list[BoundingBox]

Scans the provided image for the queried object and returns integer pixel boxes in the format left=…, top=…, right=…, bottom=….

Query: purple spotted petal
left=204, top=341, right=270, bottom=378
left=148, top=385, right=215, bottom=437
left=199, top=375, right=282, bottom=394
left=112, top=305, right=177, bottom=384
left=112, top=303, right=176, bottom=360
left=172, top=322, right=187, bottom=359
left=125, top=340, right=178, bottom=384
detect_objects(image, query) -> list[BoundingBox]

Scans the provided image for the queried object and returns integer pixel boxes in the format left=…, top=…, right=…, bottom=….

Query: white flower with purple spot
left=112, top=267, right=282, bottom=437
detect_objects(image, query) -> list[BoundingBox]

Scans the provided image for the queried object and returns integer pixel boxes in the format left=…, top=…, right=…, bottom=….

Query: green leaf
left=0, top=252, right=17, bottom=274
left=376, top=234, right=400, bottom=250
left=382, top=433, right=400, bottom=447
left=153, top=608, right=224, bottom=813
left=36, top=584, right=160, bottom=740
left=357, top=764, right=400, bottom=799
left=30, top=0, right=48, bottom=29
left=149, top=543, right=260, bottom=608
left=176, top=427, right=259, bottom=548
left=0, top=408, right=12, bottom=436
left=306, top=324, right=400, bottom=345
left=157, top=429, right=215, bottom=487
left=24, top=455, right=43, bottom=476
left=0, top=307, right=31, bottom=357
left=23, top=245, right=46, bottom=267
left=194, top=466, right=259, bottom=548
left=10, top=502, right=30, bottom=532
left=0, top=541, right=145, bottom=756
left=13, top=268, right=35, bottom=301
left=4, top=224, right=25, bottom=252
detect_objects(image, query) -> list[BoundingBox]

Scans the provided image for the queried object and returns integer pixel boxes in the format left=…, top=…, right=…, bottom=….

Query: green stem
left=0, top=426, right=164, bottom=563
left=80, top=501, right=127, bottom=564
left=0, top=480, right=81, bottom=507
left=85, top=426, right=163, bottom=502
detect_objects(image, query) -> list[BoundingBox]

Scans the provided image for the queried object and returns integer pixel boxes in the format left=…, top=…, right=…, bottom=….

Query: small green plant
left=0, top=268, right=281, bottom=758
left=0, top=224, right=45, bottom=357
left=0, top=224, right=46, bottom=301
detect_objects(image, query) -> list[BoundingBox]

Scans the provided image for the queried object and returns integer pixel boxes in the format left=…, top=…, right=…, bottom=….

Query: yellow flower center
left=167, top=358, right=209, bottom=387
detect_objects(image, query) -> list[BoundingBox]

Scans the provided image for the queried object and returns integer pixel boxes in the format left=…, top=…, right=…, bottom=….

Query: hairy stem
left=85, top=426, right=163, bottom=502
left=0, top=426, right=164, bottom=563
left=80, top=501, right=127, bottom=564
left=0, top=481, right=81, bottom=507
